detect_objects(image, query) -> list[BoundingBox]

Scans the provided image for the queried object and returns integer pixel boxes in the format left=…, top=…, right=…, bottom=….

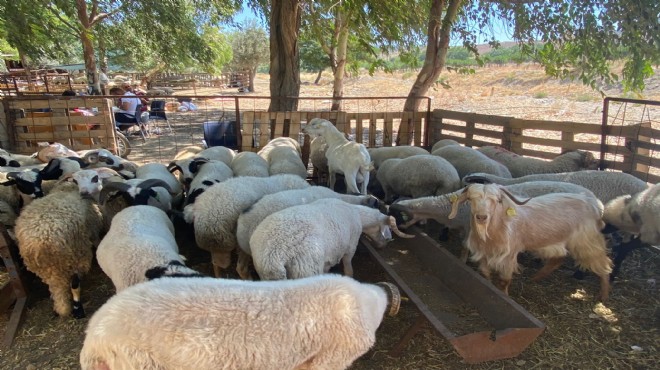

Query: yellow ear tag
left=506, top=207, right=516, bottom=216
left=449, top=194, right=458, bottom=203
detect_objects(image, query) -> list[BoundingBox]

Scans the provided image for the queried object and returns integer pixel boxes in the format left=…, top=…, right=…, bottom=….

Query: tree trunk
left=330, top=11, right=349, bottom=111
left=249, top=67, right=257, bottom=92
left=98, top=36, right=107, bottom=70
left=18, top=48, right=32, bottom=87
left=75, top=0, right=100, bottom=95
left=269, top=0, right=301, bottom=112
left=399, top=0, right=461, bottom=145
left=314, top=69, right=323, bottom=84
left=403, top=0, right=461, bottom=112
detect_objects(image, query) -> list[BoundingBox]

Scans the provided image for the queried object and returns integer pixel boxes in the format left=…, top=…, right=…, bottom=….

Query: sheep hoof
left=72, top=303, right=86, bottom=319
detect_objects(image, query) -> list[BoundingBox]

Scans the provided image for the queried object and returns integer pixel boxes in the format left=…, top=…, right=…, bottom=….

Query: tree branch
left=44, top=3, right=80, bottom=34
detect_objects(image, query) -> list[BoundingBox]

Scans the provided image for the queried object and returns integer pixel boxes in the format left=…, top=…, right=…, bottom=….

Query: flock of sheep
left=0, top=116, right=657, bottom=370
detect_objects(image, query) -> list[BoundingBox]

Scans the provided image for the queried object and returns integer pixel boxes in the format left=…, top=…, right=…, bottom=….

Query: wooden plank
left=241, top=111, right=255, bottom=150
left=413, top=115, right=423, bottom=147
left=356, top=117, right=364, bottom=144
left=509, top=118, right=602, bottom=135
left=630, top=171, right=660, bottom=184
left=435, top=109, right=511, bottom=127
left=384, top=112, right=394, bottom=147
left=258, top=112, right=271, bottom=148
left=289, top=112, right=302, bottom=142
left=274, top=112, right=285, bottom=138
left=509, top=135, right=602, bottom=152
left=369, top=113, right=377, bottom=147
left=9, top=98, right=111, bottom=111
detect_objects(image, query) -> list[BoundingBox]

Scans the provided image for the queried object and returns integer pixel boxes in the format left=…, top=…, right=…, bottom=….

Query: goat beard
left=473, top=219, right=490, bottom=241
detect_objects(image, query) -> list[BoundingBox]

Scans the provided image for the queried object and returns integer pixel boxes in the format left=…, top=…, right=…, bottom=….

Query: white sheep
left=14, top=179, right=105, bottom=318
left=229, top=151, right=269, bottom=177
left=168, top=146, right=236, bottom=188
left=258, top=137, right=307, bottom=179
left=603, top=183, right=659, bottom=245
left=251, top=198, right=413, bottom=280
left=235, top=186, right=383, bottom=279
left=303, top=118, right=372, bottom=194
left=183, top=159, right=234, bottom=205
left=477, top=146, right=599, bottom=177
left=377, top=155, right=460, bottom=203
left=462, top=171, right=649, bottom=203
left=448, top=183, right=612, bottom=301
left=80, top=274, right=400, bottom=370
left=432, top=145, right=512, bottom=179
left=96, top=205, right=201, bottom=293
left=430, top=138, right=460, bottom=153
left=367, top=146, right=429, bottom=169
left=188, top=174, right=310, bottom=276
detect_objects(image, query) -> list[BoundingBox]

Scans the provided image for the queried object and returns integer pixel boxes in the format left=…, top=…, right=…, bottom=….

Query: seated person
left=109, top=86, right=141, bottom=128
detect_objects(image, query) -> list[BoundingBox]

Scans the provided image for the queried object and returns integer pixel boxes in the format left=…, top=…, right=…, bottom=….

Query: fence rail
left=430, top=101, right=659, bottom=184
left=1, top=94, right=656, bottom=184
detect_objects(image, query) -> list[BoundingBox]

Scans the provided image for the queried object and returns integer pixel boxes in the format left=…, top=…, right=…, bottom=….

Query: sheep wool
left=81, top=274, right=392, bottom=370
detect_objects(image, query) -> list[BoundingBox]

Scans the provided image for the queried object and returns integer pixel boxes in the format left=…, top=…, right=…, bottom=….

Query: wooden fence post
left=465, top=121, right=475, bottom=147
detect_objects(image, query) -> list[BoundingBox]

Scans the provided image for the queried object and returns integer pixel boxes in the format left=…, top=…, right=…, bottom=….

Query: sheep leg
left=598, top=274, right=611, bottom=302
left=71, top=273, right=86, bottom=319
left=328, top=171, right=337, bottom=191
left=341, top=253, right=354, bottom=277
left=211, top=251, right=232, bottom=278
left=345, top=169, right=360, bottom=195
left=359, top=170, right=369, bottom=195
left=46, top=277, right=73, bottom=317
left=236, top=249, right=253, bottom=280
left=532, top=257, right=565, bottom=282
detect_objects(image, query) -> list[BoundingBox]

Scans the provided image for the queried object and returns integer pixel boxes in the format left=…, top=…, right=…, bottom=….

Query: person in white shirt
left=109, top=87, right=141, bottom=128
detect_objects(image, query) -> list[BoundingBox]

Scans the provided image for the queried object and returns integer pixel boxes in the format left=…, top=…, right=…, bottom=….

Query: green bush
left=533, top=91, right=548, bottom=99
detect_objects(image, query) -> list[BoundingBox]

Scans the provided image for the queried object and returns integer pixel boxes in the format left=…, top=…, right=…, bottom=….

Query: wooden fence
left=2, top=97, right=119, bottom=154
left=241, top=111, right=427, bottom=165
left=429, top=109, right=659, bottom=184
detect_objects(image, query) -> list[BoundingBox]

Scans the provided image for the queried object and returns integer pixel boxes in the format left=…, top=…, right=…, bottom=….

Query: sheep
left=81, top=149, right=138, bottom=178
left=14, top=179, right=105, bottom=318
left=603, top=183, right=659, bottom=245
left=96, top=205, right=202, bottom=293
left=430, top=138, right=460, bottom=153
left=367, top=146, right=429, bottom=169
left=258, top=137, right=308, bottom=179
left=303, top=118, right=372, bottom=194
left=184, top=159, right=234, bottom=205
left=0, top=199, right=17, bottom=229
left=462, top=171, right=649, bottom=203
left=229, top=151, right=269, bottom=177
left=477, top=146, right=599, bottom=177
left=98, top=178, right=174, bottom=226
left=79, top=274, right=400, bottom=370
left=235, top=186, right=384, bottom=279
left=432, top=145, right=512, bottom=179
left=172, top=145, right=204, bottom=161
left=377, top=155, right=460, bottom=203
left=448, top=183, right=612, bottom=301
left=251, top=198, right=413, bottom=280
left=188, top=174, right=310, bottom=276
left=168, top=146, right=236, bottom=188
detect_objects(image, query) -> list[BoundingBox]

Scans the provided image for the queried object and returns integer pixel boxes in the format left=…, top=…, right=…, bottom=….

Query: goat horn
left=375, top=282, right=401, bottom=316
left=500, top=187, right=532, bottom=205
left=388, top=216, right=415, bottom=239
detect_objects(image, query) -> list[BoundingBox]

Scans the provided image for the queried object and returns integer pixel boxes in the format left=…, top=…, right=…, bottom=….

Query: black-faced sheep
left=96, top=205, right=201, bottom=293
left=603, top=183, right=659, bottom=245
left=14, top=179, right=105, bottom=318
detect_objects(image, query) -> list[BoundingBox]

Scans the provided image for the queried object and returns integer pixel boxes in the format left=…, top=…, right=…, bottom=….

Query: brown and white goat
left=448, top=184, right=612, bottom=301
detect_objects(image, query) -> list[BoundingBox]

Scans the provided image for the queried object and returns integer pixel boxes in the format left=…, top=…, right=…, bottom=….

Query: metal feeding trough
left=360, top=226, right=545, bottom=364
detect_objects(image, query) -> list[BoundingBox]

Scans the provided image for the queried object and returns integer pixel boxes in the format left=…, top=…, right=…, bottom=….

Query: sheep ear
left=167, top=161, right=181, bottom=173
left=448, top=187, right=469, bottom=219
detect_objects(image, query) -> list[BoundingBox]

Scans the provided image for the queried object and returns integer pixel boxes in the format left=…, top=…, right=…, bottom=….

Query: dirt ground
left=0, top=64, right=658, bottom=369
